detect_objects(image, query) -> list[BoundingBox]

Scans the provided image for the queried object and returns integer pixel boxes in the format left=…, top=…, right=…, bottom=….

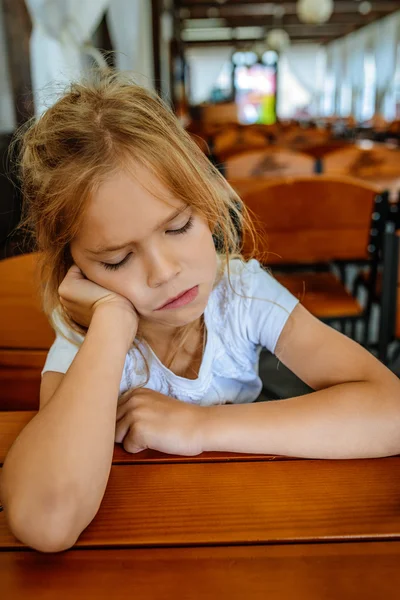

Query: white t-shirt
left=42, top=259, right=299, bottom=405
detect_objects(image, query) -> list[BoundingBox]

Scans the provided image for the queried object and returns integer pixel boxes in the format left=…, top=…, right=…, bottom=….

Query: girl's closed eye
left=167, top=215, right=194, bottom=236
left=101, top=253, right=132, bottom=271
left=101, top=216, right=194, bottom=271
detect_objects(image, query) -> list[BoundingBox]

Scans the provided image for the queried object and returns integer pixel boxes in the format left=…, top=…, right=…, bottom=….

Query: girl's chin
left=146, top=305, right=206, bottom=329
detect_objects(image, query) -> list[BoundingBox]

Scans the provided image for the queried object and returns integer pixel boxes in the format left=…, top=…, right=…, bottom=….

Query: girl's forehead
left=95, top=165, right=178, bottom=208
left=75, top=169, right=187, bottom=250
left=96, top=168, right=183, bottom=216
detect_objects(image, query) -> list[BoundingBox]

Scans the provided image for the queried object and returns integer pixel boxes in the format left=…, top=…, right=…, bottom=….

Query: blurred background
left=2, top=0, right=400, bottom=408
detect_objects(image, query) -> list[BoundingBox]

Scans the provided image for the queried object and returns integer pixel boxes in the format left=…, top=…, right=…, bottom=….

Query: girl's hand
left=58, top=264, right=138, bottom=330
left=115, top=388, right=207, bottom=456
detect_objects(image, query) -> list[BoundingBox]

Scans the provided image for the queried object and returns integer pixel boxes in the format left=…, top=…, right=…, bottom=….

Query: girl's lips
left=156, top=285, right=199, bottom=310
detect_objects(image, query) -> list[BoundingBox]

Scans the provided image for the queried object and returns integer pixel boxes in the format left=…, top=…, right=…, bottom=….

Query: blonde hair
left=15, top=70, right=259, bottom=377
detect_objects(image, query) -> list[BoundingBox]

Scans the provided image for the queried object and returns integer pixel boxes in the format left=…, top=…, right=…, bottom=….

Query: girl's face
left=70, top=166, right=218, bottom=331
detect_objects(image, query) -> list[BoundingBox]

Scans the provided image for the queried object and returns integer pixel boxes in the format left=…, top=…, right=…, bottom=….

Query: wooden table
left=1, top=411, right=400, bottom=599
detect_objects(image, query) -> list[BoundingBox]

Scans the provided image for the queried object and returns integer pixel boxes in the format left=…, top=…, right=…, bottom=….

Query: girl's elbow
left=5, top=496, right=83, bottom=553
left=13, top=520, right=78, bottom=553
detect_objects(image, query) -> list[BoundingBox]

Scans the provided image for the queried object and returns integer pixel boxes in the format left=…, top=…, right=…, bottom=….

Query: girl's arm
left=203, top=304, right=400, bottom=458
left=0, top=303, right=137, bottom=553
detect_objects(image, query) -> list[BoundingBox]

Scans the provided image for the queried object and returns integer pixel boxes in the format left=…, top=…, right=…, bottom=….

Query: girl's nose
left=145, top=247, right=181, bottom=288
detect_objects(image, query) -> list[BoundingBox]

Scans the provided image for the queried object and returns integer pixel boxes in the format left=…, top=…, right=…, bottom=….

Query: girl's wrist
left=200, top=405, right=225, bottom=452
left=200, top=404, right=250, bottom=453
left=91, top=303, right=138, bottom=350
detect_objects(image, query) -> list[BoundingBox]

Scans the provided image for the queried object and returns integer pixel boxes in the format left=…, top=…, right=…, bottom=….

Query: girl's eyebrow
left=87, top=206, right=189, bottom=256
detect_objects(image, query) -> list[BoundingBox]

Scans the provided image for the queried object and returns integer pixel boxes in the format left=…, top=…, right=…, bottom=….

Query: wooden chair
left=277, top=127, right=331, bottom=151
left=247, top=123, right=278, bottom=142
left=0, top=253, right=54, bottom=410
left=189, top=133, right=210, bottom=155
left=224, top=148, right=315, bottom=180
left=301, top=142, right=350, bottom=160
left=324, top=142, right=400, bottom=205
left=240, top=176, right=388, bottom=336
left=212, top=127, right=269, bottom=163
left=200, top=102, right=238, bottom=126
left=386, top=120, right=400, bottom=136
left=323, top=143, right=400, bottom=178
left=229, top=178, right=278, bottom=198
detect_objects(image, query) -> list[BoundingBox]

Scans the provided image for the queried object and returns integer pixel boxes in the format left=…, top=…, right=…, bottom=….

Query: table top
left=2, top=543, right=400, bottom=600
left=1, top=410, right=400, bottom=598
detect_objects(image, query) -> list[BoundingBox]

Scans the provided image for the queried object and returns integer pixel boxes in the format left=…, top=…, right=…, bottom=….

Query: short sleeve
left=41, top=311, right=84, bottom=376
left=238, top=260, right=299, bottom=353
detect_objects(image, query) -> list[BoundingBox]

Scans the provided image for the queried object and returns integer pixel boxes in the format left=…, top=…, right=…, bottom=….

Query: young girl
left=1, top=72, right=400, bottom=553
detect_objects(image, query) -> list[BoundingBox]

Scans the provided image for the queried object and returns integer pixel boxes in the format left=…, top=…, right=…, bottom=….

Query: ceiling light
left=297, top=0, right=334, bottom=25
left=359, top=2, right=372, bottom=15
left=266, top=29, right=290, bottom=53
left=274, top=5, right=286, bottom=19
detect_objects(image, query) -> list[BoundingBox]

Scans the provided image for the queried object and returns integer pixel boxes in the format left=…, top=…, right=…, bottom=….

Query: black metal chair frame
left=378, top=220, right=400, bottom=365
left=352, top=192, right=397, bottom=347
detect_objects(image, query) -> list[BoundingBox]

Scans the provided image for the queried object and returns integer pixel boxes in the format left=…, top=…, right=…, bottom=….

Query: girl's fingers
left=67, top=264, right=84, bottom=280
left=122, top=429, right=146, bottom=454
left=117, top=389, right=134, bottom=406
left=123, top=438, right=145, bottom=454
left=116, top=395, right=141, bottom=422
left=114, top=414, right=132, bottom=444
left=116, top=403, right=129, bottom=422
left=116, top=395, right=136, bottom=421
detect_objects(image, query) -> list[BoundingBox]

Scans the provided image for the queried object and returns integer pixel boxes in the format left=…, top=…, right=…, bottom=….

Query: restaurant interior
left=2, top=0, right=400, bottom=405
left=2, top=0, right=400, bottom=596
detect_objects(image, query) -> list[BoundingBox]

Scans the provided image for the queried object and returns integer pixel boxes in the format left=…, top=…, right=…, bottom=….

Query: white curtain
left=283, top=44, right=325, bottom=116
left=277, top=53, right=316, bottom=118
left=330, top=42, right=343, bottom=115
left=347, top=30, right=367, bottom=120
left=26, top=0, right=111, bottom=115
left=324, top=29, right=366, bottom=120
left=185, top=46, right=233, bottom=105
left=338, top=40, right=352, bottom=117
left=323, top=43, right=335, bottom=116
left=325, top=39, right=350, bottom=117
left=107, top=0, right=154, bottom=90
left=324, top=9, right=400, bottom=122
left=373, top=13, right=399, bottom=118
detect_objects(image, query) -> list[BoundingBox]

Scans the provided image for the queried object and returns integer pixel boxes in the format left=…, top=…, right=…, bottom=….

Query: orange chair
left=325, top=143, right=400, bottom=174
left=277, top=127, right=331, bottom=151
left=224, top=148, right=315, bottom=180
left=0, top=253, right=54, bottom=410
left=189, top=133, right=210, bottom=155
left=323, top=143, right=400, bottom=198
left=200, top=102, right=238, bottom=126
left=240, top=176, right=388, bottom=336
left=387, top=120, right=400, bottom=133
left=212, top=127, right=270, bottom=162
